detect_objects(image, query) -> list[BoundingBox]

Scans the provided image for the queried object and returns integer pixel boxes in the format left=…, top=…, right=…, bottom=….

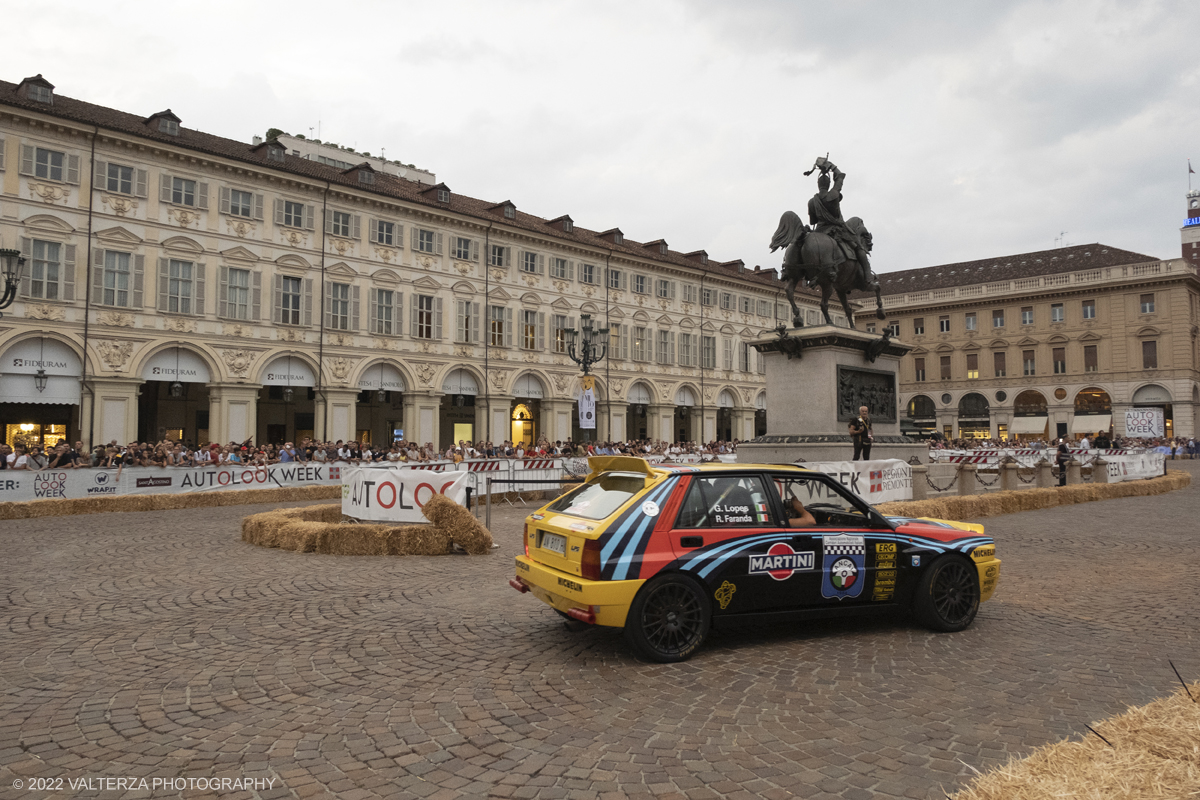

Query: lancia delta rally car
left=510, top=457, right=1000, bottom=662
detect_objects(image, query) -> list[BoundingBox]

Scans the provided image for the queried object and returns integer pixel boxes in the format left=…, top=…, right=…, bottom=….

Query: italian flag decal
left=755, top=502, right=769, bottom=523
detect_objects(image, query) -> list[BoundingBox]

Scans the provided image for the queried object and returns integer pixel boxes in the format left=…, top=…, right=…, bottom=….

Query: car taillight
left=524, top=523, right=529, bottom=558
left=581, top=539, right=602, bottom=581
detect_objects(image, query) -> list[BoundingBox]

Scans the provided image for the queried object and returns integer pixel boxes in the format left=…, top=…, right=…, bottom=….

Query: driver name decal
left=821, top=534, right=866, bottom=600
left=749, top=542, right=815, bottom=581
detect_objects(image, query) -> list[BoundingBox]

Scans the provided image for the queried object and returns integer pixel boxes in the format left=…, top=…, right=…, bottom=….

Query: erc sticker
left=876, top=543, right=896, bottom=554
left=749, top=543, right=815, bottom=581
left=641, top=500, right=660, bottom=517
left=714, top=581, right=737, bottom=610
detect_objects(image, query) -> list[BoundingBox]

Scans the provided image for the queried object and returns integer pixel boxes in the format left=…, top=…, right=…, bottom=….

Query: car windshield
left=546, top=472, right=647, bottom=520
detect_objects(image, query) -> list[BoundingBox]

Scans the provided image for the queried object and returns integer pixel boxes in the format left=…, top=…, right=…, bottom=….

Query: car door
left=778, top=472, right=896, bottom=608
left=670, top=472, right=810, bottom=615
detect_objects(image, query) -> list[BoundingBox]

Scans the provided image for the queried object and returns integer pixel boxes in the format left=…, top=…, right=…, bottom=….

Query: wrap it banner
left=0, top=462, right=341, bottom=502
left=578, top=375, right=596, bottom=429
left=801, top=459, right=913, bottom=504
left=341, top=466, right=469, bottom=523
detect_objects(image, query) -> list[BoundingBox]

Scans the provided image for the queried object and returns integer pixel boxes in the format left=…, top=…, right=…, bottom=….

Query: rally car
left=510, top=457, right=1000, bottom=662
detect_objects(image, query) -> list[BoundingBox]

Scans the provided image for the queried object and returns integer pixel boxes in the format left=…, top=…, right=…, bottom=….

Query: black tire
left=624, top=573, right=712, bottom=663
left=913, top=555, right=980, bottom=632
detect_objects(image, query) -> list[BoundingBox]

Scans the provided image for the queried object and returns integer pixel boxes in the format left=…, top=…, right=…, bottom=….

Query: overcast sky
left=8, top=0, right=1198, bottom=272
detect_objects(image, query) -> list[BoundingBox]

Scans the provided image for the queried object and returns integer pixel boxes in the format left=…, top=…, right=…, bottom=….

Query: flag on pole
left=1190, top=159, right=1195, bottom=174
left=578, top=375, right=596, bottom=429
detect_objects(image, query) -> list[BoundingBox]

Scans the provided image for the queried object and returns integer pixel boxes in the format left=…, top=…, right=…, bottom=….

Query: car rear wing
left=585, top=456, right=658, bottom=481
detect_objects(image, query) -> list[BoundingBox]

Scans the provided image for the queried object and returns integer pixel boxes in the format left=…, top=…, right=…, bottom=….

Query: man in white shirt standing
left=1078, top=434, right=1090, bottom=450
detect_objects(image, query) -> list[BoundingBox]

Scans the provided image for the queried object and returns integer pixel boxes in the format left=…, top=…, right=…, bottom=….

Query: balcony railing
left=879, top=260, right=1193, bottom=307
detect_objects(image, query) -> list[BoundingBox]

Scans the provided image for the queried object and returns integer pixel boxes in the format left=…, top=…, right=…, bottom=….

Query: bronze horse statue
left=769, top=210, right=886, bottom=329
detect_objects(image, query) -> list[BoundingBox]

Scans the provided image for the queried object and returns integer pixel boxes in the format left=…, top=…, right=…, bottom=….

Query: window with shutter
left=278, top=275, right=303, bottom=325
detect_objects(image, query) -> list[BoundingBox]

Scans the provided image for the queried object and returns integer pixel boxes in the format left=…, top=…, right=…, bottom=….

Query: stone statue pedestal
left=738, top=325, right=927, bottom=464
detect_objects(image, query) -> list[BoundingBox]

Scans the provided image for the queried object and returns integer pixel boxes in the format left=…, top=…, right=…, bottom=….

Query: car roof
left=586, top=456, right=814, bottom=481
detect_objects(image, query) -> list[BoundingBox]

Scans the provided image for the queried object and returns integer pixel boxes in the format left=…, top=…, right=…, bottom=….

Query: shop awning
left=260, top=356, right=314, bottom=387
left=1, top=338, right=82, bottom=405
left=441, top=368, right=478, bottom=395
left=1071, top=414, right=1111, bottom=434
left=0, top=374, right=81, bottom=405
left=1008, top=416, right=1049, bottom=435
left=359, top=363, right=406, bottom=392
left=143, top=348, right=211, bottom=383
left=513, top=373, right=545, bottom=399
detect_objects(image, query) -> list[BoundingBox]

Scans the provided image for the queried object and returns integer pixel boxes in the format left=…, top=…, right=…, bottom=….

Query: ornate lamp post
left=565, top=314, right=609, bottom=442
left=0, top=248, right=27, bottom=318
left=565, top=314, right=610, bottom=376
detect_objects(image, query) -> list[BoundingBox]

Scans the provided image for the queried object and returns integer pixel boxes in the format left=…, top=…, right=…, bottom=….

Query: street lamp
left=169, top=347, right=183, bottom=397
left=283, top=355, right=294, bottom=403
left=376, top=364, right=387, bottom=403
left=565, top=314, right=610, bottom=443
left=0, top=248, right=26, bottom=318
left=565, top=314, right=610, bottom=376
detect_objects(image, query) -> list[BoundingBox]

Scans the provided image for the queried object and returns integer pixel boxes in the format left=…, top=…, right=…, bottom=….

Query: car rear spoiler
left=586, top=456, right=657, bottom=481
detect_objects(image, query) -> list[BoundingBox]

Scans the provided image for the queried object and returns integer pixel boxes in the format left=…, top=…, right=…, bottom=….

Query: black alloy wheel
left=913, top=555, right=980, bottom=632
left=624, top=574, right=712, bottom=663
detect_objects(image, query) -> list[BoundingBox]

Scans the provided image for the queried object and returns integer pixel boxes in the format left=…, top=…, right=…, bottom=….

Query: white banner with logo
left=1124, top=408, right=1165, bottom=438
left=0, top=462, right=343, bottom=502
left=578, top=375, right=596, bottom=430
left=341, top=466, right=469, bottom=522
left=801, top=459, right=913, bottom=504
left=1103, top=452, right=1165, bottom=481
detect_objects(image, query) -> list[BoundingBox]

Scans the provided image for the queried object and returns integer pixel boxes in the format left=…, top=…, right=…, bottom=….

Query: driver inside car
left=784, top=495, right=817, bottom=528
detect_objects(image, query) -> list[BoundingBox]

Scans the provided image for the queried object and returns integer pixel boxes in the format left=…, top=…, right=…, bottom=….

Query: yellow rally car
left=511, top=457, right=1000, bottom=662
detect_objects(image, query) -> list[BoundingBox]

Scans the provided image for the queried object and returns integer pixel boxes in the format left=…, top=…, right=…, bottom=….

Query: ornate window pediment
left=487, top=286, right=512, bottom=301
left=449, top=279, right=475, bottom=293
left=162, top=235, right=204, bottom=255
left=327, top=262, right=357, bottom=278
left=220, top=245, right=258, bottom=263
left=1136, top=325, right=1161, bottom=337
left=95, top=226, right=142, bottom=246
left=412, top=275, right=442, bottom=290
left=1047, top=333, right=1069, bottom=344
left=935, top=343, right=954, bottom=352
left=989, top=338, right=1009, bottom=348
left=550, top=297, right=572, bottom=311
left=520, top=292, right=542, bottom=306
left=276, top=254, right=311, bottom=270
left=1079, top=331, right=1102, bottom=342
left=1017, top=336, right=1039, bottom=346
left=24, top=213, right=75, bottom=234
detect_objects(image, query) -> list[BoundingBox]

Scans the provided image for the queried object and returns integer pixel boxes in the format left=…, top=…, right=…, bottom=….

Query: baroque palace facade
left=0, top=74, right=800, bottom=452
left=865, top=234, right=1200, bottom=441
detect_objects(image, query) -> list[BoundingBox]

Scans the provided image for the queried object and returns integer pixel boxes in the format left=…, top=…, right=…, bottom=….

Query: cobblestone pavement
left=2, top=464, right=1198, bottom=800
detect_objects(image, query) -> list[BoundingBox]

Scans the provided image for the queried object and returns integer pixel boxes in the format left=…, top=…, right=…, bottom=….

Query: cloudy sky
left=8, top=0, right=1198, bottom=272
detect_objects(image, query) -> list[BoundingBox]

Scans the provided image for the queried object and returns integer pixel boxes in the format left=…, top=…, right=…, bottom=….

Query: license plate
left=540, top=532, right=567, bottom=556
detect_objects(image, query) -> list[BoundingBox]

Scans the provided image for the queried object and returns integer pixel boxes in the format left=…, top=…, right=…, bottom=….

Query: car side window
left=774, top=474, right=871, bottom=527
left=676, top=475, right=775, bottom=528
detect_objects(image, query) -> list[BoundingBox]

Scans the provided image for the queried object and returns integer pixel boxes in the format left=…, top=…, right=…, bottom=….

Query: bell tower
left=1183, top=190, right=1200, bottom=269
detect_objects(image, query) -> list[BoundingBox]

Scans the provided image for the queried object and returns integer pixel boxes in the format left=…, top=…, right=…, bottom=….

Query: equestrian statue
left=769, top=155, right=885, bottom=329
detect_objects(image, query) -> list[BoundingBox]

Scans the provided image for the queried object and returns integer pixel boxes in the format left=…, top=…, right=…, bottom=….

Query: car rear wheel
left=624, top=574, right=711, bottom=663
left=913, top=555, right=980, bottom=632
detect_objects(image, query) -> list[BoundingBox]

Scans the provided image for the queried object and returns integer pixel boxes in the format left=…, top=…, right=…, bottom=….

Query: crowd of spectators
left=0, top=436, right=741, bottom=473
left=924, top=433, right=1197, bottom=457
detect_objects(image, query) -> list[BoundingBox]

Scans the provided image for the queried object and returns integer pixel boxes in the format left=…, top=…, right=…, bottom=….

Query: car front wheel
left=624, top=573, right=712, bottom=662
left=913, top=555, right=980, bottom=632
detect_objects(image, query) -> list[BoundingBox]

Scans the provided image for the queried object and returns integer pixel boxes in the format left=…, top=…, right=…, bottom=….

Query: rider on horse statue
left=806, top=160, right=874, bottom=290
left=769, top=155, right=886, bottom=329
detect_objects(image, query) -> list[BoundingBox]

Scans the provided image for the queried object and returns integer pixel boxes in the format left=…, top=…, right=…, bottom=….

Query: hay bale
left=875, top=471, right=1190, bottom=523
left=953, top=681, right=1200, bottom=799
left=239, top=495, right=494, bottom=557
left=420, top=493, right=494, bottom=554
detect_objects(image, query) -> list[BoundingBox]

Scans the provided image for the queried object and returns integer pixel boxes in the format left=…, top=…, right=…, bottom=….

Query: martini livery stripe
left=599, top=477, right=679, bottom=581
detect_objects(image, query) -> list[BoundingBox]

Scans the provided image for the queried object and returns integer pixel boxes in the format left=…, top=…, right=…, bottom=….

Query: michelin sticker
left=641, top=500, right=660, bottom=517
